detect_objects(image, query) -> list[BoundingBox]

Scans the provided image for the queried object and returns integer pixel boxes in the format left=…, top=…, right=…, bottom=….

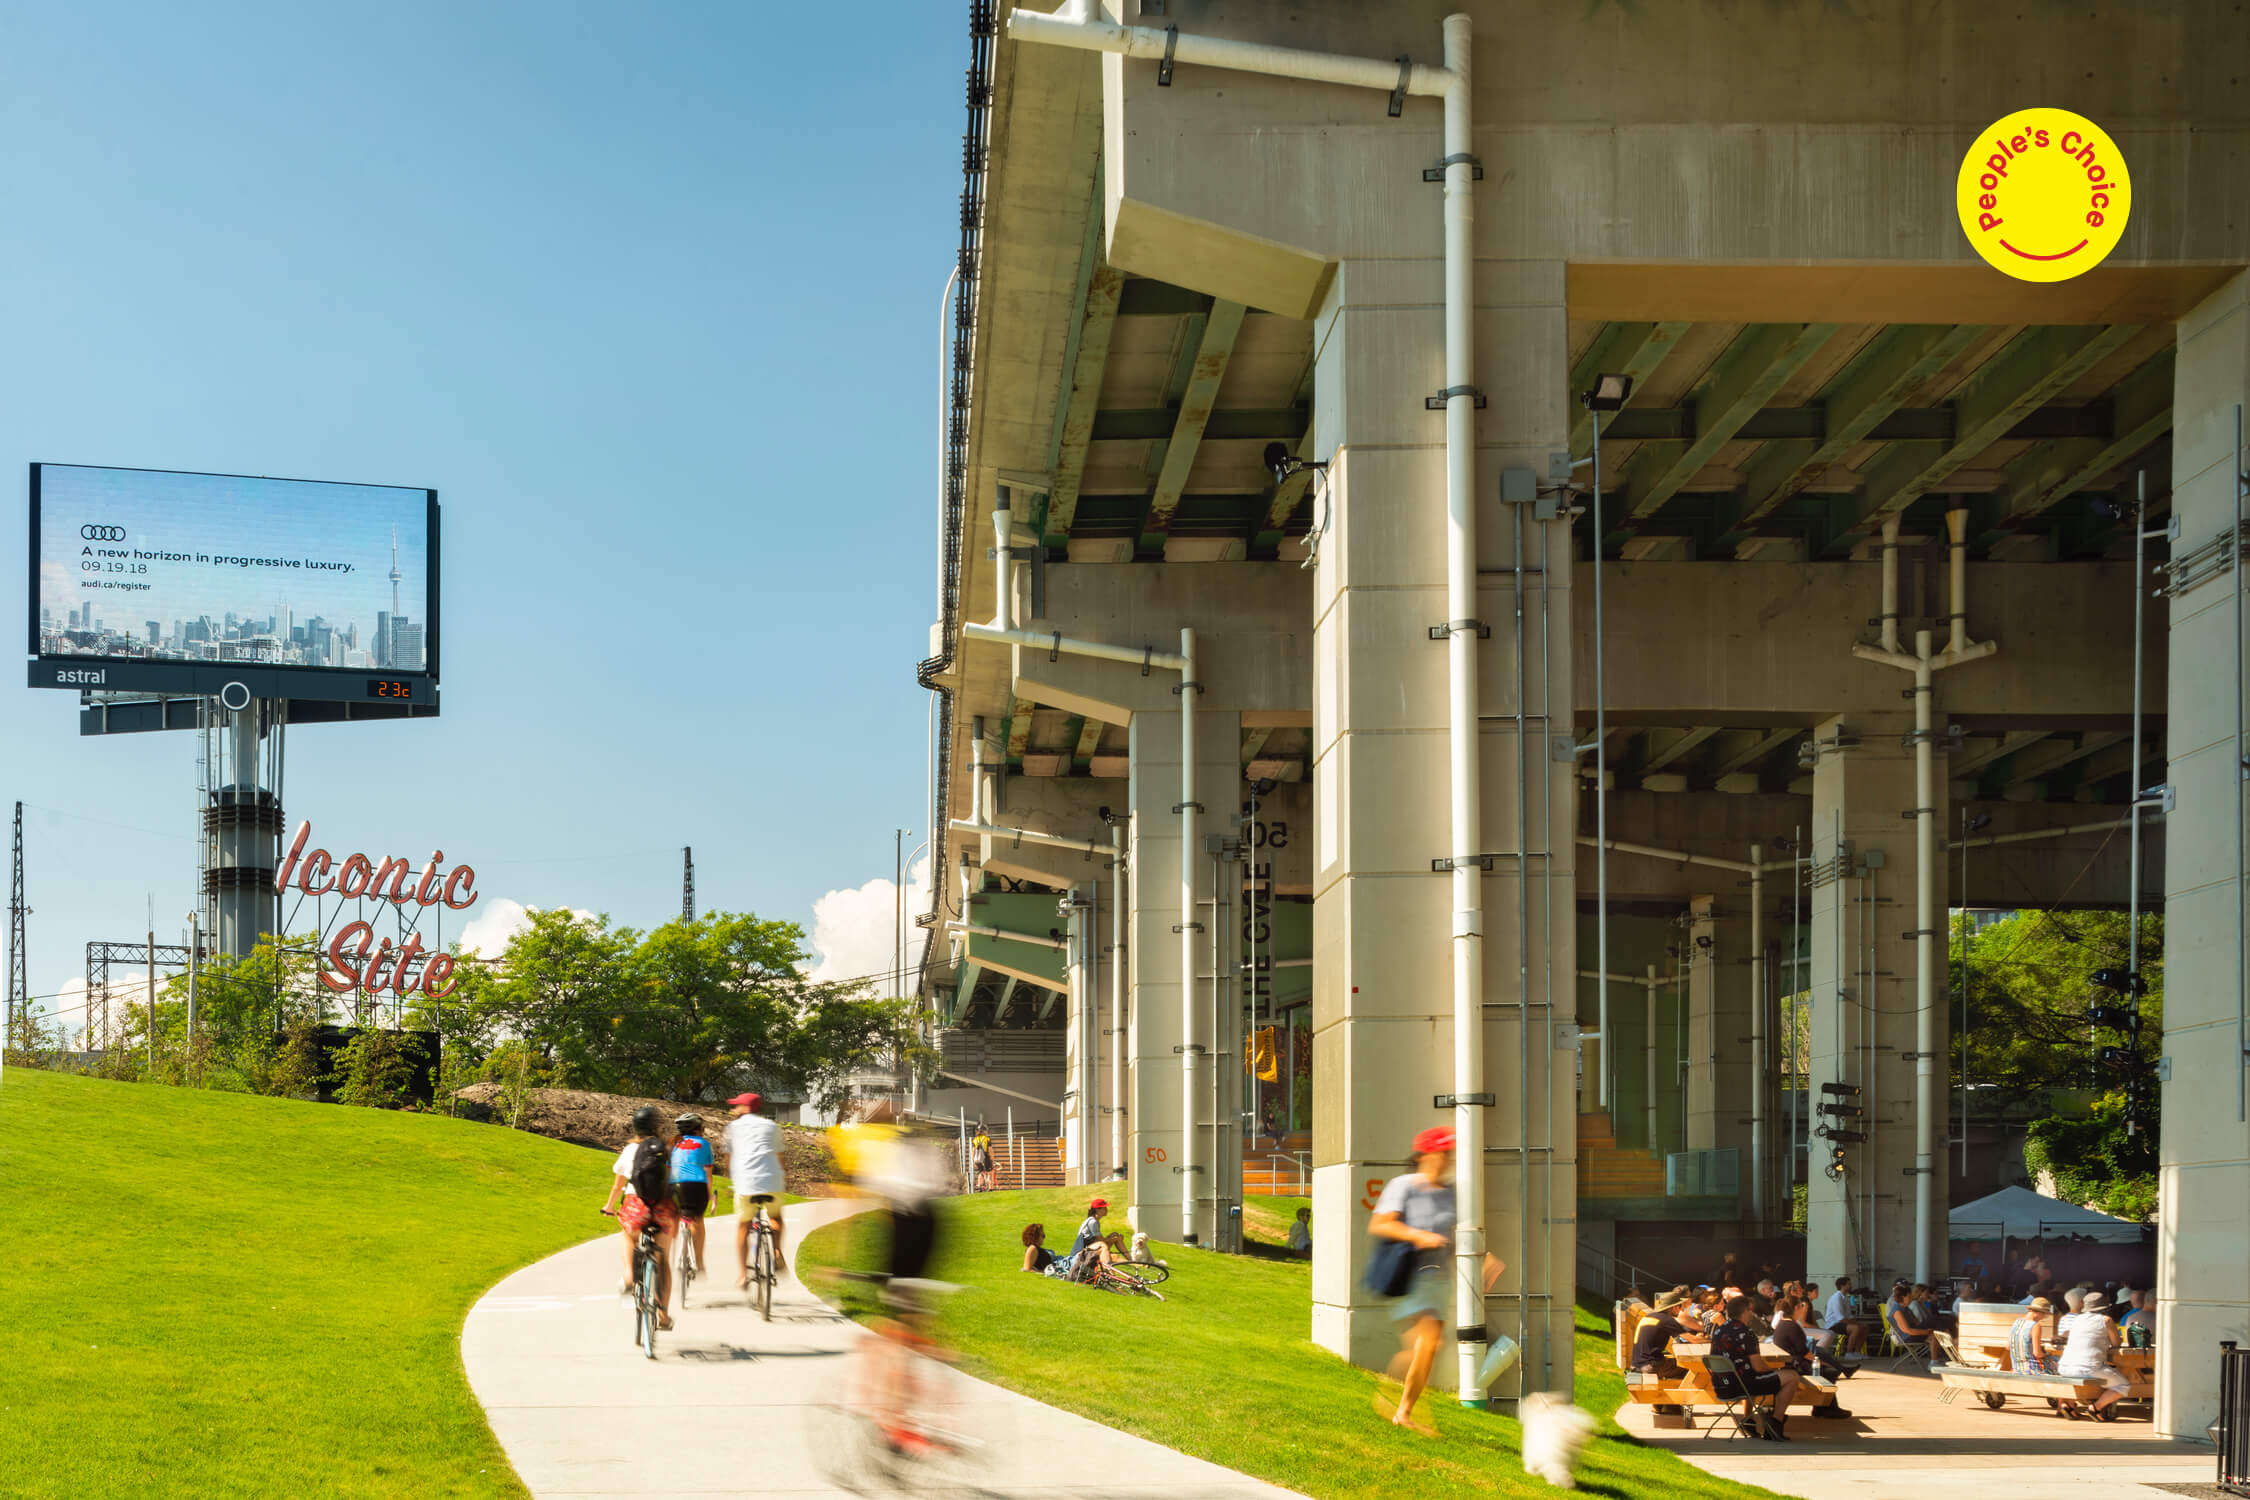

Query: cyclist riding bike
left=726, top=1091, right=788, bottom=1288
left=670, top=1112, right=715, bottom=1278
left=601, top=1105, right=678, bottom=1330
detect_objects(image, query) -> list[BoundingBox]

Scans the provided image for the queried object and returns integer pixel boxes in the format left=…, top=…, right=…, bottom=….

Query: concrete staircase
left=1576, top=1111, right=1666, bottom=1199
left=979, top=1134, right=1067, bottom=1191
left=1242, top=1132, right=1311, bottom=1196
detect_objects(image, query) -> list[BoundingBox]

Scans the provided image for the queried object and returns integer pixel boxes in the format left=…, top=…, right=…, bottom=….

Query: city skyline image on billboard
left=34, top=464, right=433, bottom=676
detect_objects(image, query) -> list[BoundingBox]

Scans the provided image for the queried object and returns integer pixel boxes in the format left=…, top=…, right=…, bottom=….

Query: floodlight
left=2097, top=1045, right=2140, bottom=1071
left=1966, top=813, right=1993, bottom=833
left=1581, top=373, right=1634, bottom=412
left=1262, top=442, right=1329, bottom=484
left=2091, top=967, right=2148, bottom=996
left=2087, top=1005, right=2141, bottom=1034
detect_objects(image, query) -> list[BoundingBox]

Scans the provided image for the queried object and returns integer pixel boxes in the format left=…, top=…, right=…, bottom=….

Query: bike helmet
left=674, top=1112, right=704, bottom=1134
left=630, top=1105, right=662, bottom=1136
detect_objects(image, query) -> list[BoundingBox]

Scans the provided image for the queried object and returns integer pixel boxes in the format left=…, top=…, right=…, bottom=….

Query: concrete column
left=1307, top=259, right=1578, bottom=1398
left=1126, top=704, right=1239, bottom=1242
left=1684, top=896, right=1753, bottom=1179
left=2157, top=268, right=2250, bottom=1440
left=1804, top=711, right=1945, bottom=1290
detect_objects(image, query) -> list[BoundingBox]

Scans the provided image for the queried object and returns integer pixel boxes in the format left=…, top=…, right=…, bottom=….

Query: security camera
left=1263, top=442, right=1328, bottom=484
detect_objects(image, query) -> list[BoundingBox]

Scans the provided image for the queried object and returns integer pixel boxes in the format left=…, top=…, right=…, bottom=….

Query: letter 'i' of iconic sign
left=275, top=821, right=476, bottom=998
left=1956, top=108, right=2130, bottom=283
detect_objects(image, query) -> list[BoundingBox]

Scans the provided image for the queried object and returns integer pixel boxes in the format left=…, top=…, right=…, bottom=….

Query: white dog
left=1519, top=1391, right=1596, bottom=1489
left=1129, top=1231, right=1167, bottom=1267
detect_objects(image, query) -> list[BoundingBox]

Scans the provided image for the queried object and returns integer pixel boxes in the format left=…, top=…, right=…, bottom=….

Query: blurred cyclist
left=835, top=1102, right=952, bottom=1456
left=670, top=1112, right=714, bottom=1274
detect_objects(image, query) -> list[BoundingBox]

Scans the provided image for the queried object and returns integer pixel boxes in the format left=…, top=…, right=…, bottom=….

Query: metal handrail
left=1256, top=1150, right=1309, bottom=1197
left=1576, top=1241, right=1672, bottom=1305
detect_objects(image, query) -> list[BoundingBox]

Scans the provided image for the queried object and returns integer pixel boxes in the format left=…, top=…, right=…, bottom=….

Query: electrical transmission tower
left=682, top=847, right=695, bottom=923
left=8, top=802, right=28, bottom=1049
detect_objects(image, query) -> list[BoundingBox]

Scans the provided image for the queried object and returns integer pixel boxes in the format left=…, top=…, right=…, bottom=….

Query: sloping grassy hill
left=801, top=1185, right=1779, bottom=1500
left=0, top=1068, right=623, bottom=1499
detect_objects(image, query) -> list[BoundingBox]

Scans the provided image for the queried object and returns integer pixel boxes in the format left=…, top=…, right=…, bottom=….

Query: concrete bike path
left=462, top=1197, right=1297, bottom=1499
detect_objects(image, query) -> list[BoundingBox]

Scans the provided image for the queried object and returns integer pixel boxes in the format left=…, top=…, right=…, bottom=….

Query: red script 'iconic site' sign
left=273, top=821, right=477, bottom=998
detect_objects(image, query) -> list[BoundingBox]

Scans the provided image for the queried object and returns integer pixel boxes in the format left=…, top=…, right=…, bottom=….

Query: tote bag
left=1364, top=1237, right=1416, bottom=1299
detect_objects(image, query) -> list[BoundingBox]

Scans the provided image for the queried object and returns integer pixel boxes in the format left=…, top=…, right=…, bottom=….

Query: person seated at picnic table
left=1905, top=1282, right=1951, bottom=1335
left=2055, top=1291, right=2132, bottom=1420
left=2009, top=1296, right=2059, bottom=1373
left=1770, top=1296, right=1856, bottom=1414
left=1629, top=1289, right=1693, bottom=1381
left=1823, top=1276, right=1871, bottom=1354
left=2121, top=1288, right=2155, bottom=1346
left=1710, top=1294, right=1802, bottom=1442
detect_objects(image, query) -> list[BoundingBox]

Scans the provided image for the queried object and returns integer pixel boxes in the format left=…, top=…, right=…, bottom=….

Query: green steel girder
left=1832, top=323, right=2141, bottom=546
left=1042, top=262, right=1126, bottom=542
left=1144, top=300, right=1249, bottom=537
left=1618, top=322, right=1839, bottom=533
left=1984, top=348, right=2175, bottom=539
left=1723, top=324, right=1988, bottom=547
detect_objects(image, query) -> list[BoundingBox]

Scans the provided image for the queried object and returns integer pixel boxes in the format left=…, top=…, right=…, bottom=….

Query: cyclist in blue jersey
left=670, top=1113, right=716, bottom=1276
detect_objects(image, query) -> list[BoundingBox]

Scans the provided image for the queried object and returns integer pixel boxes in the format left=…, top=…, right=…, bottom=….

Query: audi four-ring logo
left=81, top=524, right=126, bottom=541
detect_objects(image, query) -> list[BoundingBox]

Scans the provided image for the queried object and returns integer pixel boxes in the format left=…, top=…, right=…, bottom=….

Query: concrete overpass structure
left=913, top=0, right=2249, bottom=1439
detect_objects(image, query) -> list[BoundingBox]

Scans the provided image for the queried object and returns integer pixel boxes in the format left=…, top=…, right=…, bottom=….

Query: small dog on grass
left=1519, top=1391, right=1596, bottom=1489
left=1129, top=1231, right=1166, bottom=1267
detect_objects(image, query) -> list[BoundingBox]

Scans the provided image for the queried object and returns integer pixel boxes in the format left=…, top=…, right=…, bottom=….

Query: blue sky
left=2, top=2, right=958, bottom=1020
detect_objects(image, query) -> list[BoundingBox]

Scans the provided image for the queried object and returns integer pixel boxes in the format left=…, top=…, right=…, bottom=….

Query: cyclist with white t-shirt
left=726, top=1091, right=788, bottom=1287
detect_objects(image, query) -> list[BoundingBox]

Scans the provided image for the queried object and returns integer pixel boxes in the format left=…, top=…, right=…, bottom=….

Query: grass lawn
left=1244, top=1192, right=1310, bottom=1256
left=0, top=1068, right=648, bottom=1499
left=800, top=1185, right=1781, bottom=1500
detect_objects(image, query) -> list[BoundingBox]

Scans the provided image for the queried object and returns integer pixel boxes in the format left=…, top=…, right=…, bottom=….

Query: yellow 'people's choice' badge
left=1957, top=109, right=2130, bottom=282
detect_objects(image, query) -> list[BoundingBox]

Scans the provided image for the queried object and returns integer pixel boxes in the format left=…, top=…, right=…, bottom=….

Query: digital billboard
left=27, top=463, right=438, bottom=705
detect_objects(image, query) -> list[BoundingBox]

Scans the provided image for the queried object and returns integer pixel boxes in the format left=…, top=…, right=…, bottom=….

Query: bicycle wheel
left=1111, top=1261, right=1169, bottom=1287
left=637, top=1247, right=662, bottom=1359
left=755, top=1224, right=775, bottom=1321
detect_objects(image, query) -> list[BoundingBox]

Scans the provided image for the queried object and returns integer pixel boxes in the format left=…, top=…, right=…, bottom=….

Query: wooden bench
left=1934, top=1362, right=2106, bottom=1411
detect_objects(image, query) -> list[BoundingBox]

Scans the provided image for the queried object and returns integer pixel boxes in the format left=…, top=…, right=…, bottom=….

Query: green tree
left=329, top=1026, right=420, bottom=1109
left=1958, top=908, right=2160, bottom=1220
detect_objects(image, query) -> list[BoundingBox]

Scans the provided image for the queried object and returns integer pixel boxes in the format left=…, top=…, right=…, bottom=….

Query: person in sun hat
left=1368, top=1124, right=1507, bottom=1433
left=2056, top=1289, right=2131, bottom=1420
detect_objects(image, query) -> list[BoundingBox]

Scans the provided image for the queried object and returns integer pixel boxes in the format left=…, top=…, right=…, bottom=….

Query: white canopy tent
left=1948, top=1184, right=2145, bottom=1245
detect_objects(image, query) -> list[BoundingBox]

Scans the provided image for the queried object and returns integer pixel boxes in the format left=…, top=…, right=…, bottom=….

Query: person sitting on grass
left=1020, top=1222, right=1059, bottom=1275
left=1067, top=1198, right=1115, bottom=1280
left=1288, top=1206, right=1312, bottom=1258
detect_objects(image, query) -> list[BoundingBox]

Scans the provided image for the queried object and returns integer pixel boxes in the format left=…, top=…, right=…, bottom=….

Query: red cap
left=1413, top=1126, right=1456, bottom=1155
left=729, top=1093, right=762, bottom=1111
left=1089, top=1198, right=1109, bottom=1210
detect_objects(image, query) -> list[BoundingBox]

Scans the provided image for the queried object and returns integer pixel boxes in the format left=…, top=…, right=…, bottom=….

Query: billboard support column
left=207, top=698, right=284, bottom=962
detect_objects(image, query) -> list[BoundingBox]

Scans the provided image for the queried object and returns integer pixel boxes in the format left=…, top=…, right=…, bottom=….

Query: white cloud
left=807, top=854, right=931, bottom=990
left=456, top=896, right=596, bottom=958
left=49, top=974, right=156, bottom=1047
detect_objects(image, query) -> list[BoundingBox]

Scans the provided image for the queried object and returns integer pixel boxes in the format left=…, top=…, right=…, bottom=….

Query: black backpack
left=628, top=1139, right=672, bottom=1208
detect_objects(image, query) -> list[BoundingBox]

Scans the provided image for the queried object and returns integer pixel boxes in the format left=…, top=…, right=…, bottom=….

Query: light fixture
left=1966, top=813, right=1993, bottom=833
left=1262, top=442, right=1329, bottom=484
left=1580, top=373, right=1634, bottom=412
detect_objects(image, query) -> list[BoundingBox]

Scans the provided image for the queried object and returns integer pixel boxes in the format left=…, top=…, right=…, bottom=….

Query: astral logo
left=54, top=668, right=106, bottom=684
left=80, top=524, right=126, bottom=541
left=1956, top=109, right=2130, bottom=283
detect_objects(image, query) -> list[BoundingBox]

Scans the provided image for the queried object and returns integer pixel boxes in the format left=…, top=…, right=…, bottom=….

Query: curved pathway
left=463, top=1198, right=1295, bottom=1498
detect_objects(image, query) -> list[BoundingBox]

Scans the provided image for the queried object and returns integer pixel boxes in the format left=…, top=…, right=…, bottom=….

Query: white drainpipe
left=1749, top=844, right=1766, bottom=1229
left=1112, top=821, right=1128, bottom=1178
left=1179, top=626, right=1203, bottom=1243
left=1007, top=2, right=1483, bottom=1390
left=1850, top=509, right=1996, bottom=1284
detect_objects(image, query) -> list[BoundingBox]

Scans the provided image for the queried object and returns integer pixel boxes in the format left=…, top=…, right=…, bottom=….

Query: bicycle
left=809, top=1272, right=984, bottom=1490
left=601, top=1207, right=666, bottom=1359
left=742, top=1194, right=778, bottom=1322
left=674, top=1212, right=699, bottom=1310
left=1093, top=1259, right=1169, bottom=1301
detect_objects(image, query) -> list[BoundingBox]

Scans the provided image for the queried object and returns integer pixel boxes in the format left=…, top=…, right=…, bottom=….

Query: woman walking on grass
left=1368, top=1126, right=1503, bottom=1433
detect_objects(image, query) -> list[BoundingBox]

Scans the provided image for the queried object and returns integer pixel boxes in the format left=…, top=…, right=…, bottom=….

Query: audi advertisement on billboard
left=27, top=463, right=439, bottom=705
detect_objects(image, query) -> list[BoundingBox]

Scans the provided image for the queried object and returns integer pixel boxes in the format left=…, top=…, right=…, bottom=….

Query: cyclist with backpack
left=670, top=1112, right=715, bottom=1278
left=601, top=1105, right=678, bottom=1329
